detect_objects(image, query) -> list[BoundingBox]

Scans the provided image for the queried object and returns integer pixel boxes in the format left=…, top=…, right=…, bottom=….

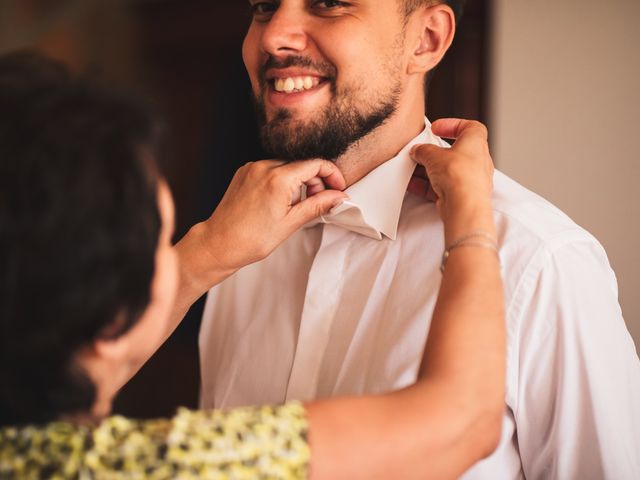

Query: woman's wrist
left=176, top=222, right=238, bottom=295
left=440, top=196, right=495, bottom=246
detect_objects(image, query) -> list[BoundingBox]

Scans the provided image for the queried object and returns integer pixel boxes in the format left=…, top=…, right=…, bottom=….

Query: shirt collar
left=311, top=118, right=448, bottom=240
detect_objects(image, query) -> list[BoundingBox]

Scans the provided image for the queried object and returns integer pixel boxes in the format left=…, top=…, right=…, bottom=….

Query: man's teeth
left=274, top=76, right=321, bottom=94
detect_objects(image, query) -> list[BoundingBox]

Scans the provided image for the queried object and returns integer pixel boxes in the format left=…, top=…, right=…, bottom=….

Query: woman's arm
left=169, top=158, right=347, bottom=330
left=306, top=119, right=505, bottom=480
left=124, top=159, right=348, bottom=383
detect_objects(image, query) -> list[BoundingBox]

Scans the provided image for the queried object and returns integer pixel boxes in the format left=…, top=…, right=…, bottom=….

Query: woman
left=0, top=53, right=503, bottom=479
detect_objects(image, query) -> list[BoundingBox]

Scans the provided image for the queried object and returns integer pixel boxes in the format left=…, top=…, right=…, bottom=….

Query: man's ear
left=407, top=4, right=456, bottom=75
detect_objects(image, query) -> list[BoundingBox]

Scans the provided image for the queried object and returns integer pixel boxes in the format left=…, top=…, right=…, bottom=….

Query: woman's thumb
left=289, top=191, right=349, bottom=229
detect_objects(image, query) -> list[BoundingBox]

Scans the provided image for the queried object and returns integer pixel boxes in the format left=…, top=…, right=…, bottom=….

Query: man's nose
left=260, top=6, right=308, bottom=56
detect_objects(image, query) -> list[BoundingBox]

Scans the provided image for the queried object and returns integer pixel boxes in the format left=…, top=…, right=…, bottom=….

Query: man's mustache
left=258, top=55, right=337, bottom=85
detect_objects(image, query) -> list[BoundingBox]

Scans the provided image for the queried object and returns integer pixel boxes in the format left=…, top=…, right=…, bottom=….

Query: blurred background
left=1, top=0, right=637, bottom=418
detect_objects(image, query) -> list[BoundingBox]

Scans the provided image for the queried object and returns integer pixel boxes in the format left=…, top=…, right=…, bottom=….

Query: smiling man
left=198, top=1, right=640, bottom=478
left=245, top=0, right=441, bottom=186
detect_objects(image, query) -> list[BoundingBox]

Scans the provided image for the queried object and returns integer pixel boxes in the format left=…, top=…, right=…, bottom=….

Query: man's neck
left=334, top=104, right=426, bottom=187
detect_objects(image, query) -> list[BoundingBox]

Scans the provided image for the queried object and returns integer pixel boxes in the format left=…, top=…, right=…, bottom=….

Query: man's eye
left=312, top=0, right=348, bottom=9
left=251, top=2, right=276, bottom=16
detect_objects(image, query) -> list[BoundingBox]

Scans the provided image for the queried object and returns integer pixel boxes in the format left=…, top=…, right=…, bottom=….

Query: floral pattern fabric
left=0, top=402, right=310, bottom=479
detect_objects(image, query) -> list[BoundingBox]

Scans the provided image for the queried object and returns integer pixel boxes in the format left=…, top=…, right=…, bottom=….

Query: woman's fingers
left=271, top=159, right=349, bottom=232
left=409, top=119, right=494, bottom=215
left=305, top=176, right=328, bottom=197
left=275, top=158, right=346, bottom=206
left=410, top=143, right=447, bottom=168
left=408, top=176, right=438, bottom=202
left=279, top=159, right=347, bottom=192
left=431, top=118, right=488, bottom=142
left=410, top=119, right=491, bottom=172
left=288, top=190, right=349, bottom=230
left=204, top=159, right=349, bottom=271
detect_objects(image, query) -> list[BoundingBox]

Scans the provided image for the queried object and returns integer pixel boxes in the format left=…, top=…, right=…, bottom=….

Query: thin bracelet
left=441, top=232, right=499, bottom=273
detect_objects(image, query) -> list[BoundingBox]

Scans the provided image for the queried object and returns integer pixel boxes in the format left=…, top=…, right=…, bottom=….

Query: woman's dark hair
left=0, top=52, right=164, bottom=426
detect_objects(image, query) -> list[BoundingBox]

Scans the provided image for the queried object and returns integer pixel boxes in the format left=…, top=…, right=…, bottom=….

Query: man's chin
left=265, top=108, right=312, bottom=126
left=264, top=116, right=314, bottom=139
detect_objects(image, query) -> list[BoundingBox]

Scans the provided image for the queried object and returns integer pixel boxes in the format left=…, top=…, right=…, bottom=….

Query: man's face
left=243, top=0, right=409, bottom=161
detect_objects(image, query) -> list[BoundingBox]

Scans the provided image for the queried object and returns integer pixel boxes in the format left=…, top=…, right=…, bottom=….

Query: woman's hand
left=409, top=119, right=495, bottom=243
left=204, top=159, right=347, bottom=272
left=146, top=159, right=347, bottom=371
left=177, top=159, right=348, bottom=298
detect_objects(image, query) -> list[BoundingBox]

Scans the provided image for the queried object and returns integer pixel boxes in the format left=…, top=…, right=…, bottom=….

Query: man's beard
left=254, top=60, right=402, bottom=161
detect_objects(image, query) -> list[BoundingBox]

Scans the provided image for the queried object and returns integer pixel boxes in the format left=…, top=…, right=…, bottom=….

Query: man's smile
left=272, top=75, right=323, bottom=93
left=264, top=68, right=332, bottom=109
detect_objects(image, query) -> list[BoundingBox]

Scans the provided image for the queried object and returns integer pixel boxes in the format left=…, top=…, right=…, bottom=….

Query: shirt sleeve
left=86, top=402, right=310, bottom=479
left=510, top=238, right=640, bottom=480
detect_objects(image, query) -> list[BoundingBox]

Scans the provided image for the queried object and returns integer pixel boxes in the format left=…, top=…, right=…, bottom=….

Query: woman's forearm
left=416, top=200, right=504, bottom=457
left=116, top=222, right=240, bottom=391
left=167, top=222, right=239, bottom=335
left=163, top=159, right=349, bottom=351
left=420, top=199, right=503, bottom=407
left=120, top=155, right=350, bottom=389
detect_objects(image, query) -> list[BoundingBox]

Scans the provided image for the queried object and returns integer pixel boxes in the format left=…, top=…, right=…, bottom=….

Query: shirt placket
left=285, top=225, right=352, bottom=401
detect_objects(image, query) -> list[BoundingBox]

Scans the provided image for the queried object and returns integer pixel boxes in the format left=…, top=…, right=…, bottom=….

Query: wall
left=490, top=0, right=640, bottom=350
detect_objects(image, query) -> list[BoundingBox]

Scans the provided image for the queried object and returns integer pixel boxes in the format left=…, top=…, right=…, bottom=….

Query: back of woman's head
left=0, top=52, right=163, bottom=426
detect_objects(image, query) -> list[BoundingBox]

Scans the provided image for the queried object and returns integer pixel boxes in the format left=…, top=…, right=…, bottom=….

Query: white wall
left=489, top=0, right=640, bottom=350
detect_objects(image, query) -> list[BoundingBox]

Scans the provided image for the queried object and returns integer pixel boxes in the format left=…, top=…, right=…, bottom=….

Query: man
left=196, top=1, right=640, bottom=478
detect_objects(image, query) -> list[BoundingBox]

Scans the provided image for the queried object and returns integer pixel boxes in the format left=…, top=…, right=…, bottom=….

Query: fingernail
left=332, top=195, right=349, bottom=209
left=410, top=145, right=417, bottom=158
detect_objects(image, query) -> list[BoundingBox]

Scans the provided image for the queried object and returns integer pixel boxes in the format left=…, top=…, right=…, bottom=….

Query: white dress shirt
left=199, top=121, right=640, bottom=479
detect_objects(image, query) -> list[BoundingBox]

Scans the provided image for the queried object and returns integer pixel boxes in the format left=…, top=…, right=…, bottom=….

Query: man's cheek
left=242, top=40, right=260, bottom=81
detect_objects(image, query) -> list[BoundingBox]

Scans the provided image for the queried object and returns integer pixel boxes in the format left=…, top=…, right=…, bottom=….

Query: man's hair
left=401, top=0, right=467, bottom=23
left=0, top=52, right=163, bottom=426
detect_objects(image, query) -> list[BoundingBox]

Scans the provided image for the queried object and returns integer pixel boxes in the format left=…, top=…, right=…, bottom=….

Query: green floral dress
left=0, top=402, right=310, bottom=479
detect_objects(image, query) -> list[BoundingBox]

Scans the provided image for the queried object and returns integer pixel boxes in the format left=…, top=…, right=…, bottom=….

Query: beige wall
left=489, top=0, right=640, bottom=350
